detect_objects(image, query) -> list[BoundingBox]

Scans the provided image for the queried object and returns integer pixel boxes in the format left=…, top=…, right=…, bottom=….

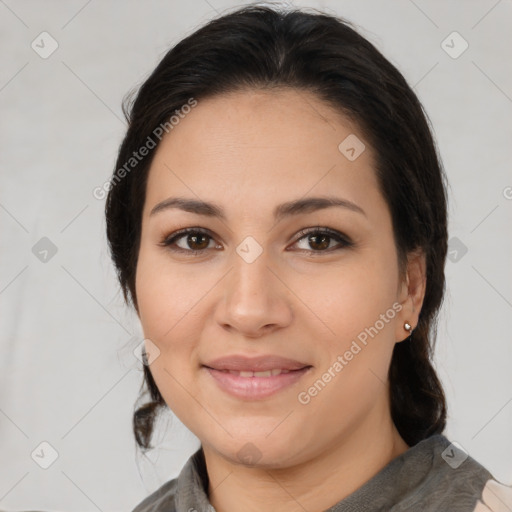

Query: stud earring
left=404, top=322, right=412, bottom=332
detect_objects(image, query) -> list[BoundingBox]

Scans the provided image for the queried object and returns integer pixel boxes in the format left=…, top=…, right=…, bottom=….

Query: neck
left=203, top=407, right=409, bottom=512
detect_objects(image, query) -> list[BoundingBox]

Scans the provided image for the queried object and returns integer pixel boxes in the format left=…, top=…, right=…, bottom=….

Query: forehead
left=143, top=88, right=381, bottom=221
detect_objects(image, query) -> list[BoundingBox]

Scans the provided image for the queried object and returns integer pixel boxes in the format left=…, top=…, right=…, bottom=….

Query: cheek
left=135, top=249, right=202, bottom=419
left=135, top=233, right=400, bottom=351
left=135, top=245, right=199, bottom=340
left=307, top=249, right=400, bottom=393
left=307, top=255, right=399, bottom=342
left=301, top=267, right=399, bottom=419
left=134, top=245, right=217, bottom=372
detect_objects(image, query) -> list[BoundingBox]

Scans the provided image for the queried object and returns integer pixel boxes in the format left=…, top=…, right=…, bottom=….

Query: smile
left=203, top=366, right=312, bottom=399
left=217, top=368, right=292, bottom=377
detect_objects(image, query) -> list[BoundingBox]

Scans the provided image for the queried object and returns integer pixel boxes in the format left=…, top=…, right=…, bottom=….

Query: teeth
left=254, top=370, right=272, bottom=377
left=225, top=369, right=292, bottom=377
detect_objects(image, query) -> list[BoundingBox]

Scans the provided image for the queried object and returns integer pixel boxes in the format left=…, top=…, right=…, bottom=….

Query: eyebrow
left=149, top=195, right=366, bottom=220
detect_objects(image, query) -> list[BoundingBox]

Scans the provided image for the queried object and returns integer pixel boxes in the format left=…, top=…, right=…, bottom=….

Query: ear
left=395, top=249, right=427, bottom=343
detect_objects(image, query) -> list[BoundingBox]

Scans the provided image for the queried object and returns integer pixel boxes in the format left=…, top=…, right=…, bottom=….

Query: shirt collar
left=172, top=435, right=460, bottom=512
left=175, top=446, right=215, bottom=512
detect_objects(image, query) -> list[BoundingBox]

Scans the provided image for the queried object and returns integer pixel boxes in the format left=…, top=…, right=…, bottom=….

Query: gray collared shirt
left=131, top=434, right=511, bottom=511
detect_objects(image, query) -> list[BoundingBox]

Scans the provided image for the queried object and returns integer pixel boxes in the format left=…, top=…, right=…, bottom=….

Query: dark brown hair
left=105, top=4, right=448, bottom=450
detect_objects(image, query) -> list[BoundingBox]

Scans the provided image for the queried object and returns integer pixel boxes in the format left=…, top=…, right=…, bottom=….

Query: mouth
left=206, top=368, right=299, bottom=377
left=202, top=363, right=313, bottom=400
left=202, top=354, right=310, bottom=372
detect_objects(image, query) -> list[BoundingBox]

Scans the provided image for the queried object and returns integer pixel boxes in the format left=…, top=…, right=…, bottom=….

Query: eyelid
left=292, top=226, right=353, bottom=248
left=159, top=227, right=220, bottom=251
left=159, top=225, right=354, bottom=255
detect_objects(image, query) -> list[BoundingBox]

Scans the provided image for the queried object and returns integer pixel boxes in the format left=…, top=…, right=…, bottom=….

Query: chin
left=206, top=432, right=300, bottom=468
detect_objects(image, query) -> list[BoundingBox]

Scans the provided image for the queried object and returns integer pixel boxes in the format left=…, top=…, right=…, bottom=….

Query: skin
left=135, top=88, right=426, bottom=512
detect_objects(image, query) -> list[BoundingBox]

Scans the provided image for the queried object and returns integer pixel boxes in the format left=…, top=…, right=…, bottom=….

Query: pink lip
left=203, top=366, right=312, bottom=400
left=203, top=354, right=310, bottom=372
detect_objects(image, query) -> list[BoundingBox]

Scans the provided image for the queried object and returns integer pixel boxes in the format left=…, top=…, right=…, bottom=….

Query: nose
left=214, top=250, right=293, bottom=338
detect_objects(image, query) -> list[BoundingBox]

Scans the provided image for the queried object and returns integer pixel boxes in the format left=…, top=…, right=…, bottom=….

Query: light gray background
left=1, top=0, right=511, bottom=510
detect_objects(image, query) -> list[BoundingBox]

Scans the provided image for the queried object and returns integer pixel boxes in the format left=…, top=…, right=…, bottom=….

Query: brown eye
left=160, top=228, right=218, bottom=254
left=292, top=227, right=353, bottom=254
left=159, top=226, right=353, bottom=257
left=181, top=232, right=211, bottom=251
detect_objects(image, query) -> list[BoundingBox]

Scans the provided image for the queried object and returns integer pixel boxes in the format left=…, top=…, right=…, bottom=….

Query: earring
left=404, top=322, right=412, bottom=332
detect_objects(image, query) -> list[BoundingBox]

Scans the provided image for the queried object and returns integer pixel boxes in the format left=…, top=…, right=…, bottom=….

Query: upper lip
left=203, top=355, right=311, bottom=372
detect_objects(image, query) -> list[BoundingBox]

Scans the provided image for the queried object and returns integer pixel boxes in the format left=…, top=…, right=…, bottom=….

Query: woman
left=105, top=4, right=511, bottom=511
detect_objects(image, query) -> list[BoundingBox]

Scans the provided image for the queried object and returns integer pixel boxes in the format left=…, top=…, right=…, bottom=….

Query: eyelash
left=158, top=226, right=354, bottom=257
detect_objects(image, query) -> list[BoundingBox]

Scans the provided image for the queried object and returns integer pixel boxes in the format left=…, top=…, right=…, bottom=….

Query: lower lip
left=203, top=366, right=312, bottom=400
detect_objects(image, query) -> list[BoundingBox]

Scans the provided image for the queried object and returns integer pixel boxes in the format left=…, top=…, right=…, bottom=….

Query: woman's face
left=135, top=88, right=419, bottom=467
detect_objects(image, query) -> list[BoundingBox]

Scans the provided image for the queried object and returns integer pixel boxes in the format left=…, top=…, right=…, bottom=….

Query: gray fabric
left=132, top=434, right=494, bottom=512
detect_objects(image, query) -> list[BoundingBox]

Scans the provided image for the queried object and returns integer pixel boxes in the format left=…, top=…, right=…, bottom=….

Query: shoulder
left=472, top=478, right=512, bottom=511
left=399, top=435, right=511, bottom=512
